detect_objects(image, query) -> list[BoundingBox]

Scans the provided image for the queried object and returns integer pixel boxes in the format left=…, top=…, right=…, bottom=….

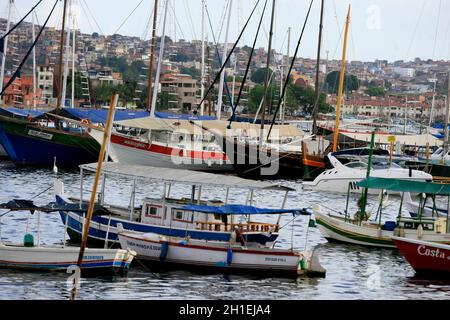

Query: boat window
left=345, top=161, right=368, bottom=169
left=146, top=206, right=158, bottom=217
left=174, top=210, right=183, bottom=220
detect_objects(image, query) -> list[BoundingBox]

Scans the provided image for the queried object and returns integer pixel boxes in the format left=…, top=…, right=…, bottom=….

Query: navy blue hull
left=0, top=126, right=98, bottom=167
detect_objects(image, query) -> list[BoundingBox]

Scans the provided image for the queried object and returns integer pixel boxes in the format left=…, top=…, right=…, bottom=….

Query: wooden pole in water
left=332, top=4, right=351, bottom=152
left=76, top=92, right=118, bottom=266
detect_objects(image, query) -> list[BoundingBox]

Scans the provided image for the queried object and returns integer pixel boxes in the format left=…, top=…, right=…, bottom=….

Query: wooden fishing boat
left=56, top=162, right=299, bottom=247
left=0, top=243, right=135, bottom=276
left=392, top=236, right=450, bottom=276
left=313, top=176, right=450, bottom=248
left=118, top=229, right=326, bottom=278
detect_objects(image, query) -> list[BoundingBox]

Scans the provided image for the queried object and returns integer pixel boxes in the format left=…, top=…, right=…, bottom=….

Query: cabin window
left=146, top=206, right=158, bottom=217
left=174, top=210, right=183, bottom=220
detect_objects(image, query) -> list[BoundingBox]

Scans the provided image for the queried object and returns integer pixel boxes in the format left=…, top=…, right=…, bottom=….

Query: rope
left=228, top=0, right=268, bottom=127
left=0, top=0, right=58, bottom=97
left=0, top=0, right=44, bottom=41
left=112, top=0, right=145, bottom=35
left=266, top=0, right=314, bottom=140
left=198, top=0, right=262, bottom=109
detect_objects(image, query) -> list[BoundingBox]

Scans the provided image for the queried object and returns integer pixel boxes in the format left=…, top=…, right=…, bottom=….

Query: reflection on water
left=0, top=160, right=449, bottom=300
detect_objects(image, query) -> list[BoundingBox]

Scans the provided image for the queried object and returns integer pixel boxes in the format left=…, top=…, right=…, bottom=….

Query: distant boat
left=392, top=237, right=450, bottom=276
left=302, top=152, right=432, bottom=194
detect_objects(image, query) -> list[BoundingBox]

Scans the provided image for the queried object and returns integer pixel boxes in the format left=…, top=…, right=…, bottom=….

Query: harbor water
left=0, top=160, right=449, bottom=300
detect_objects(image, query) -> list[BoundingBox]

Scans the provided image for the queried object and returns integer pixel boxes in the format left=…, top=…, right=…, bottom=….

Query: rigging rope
left=228, top=0, right=268, bottom=127
left=0, top=0, right=43, bottom=41
left=266, top=0, right=314, bottom=140
left=112, top=0, right=145, bottom=35
left=198, top=0, right=262, bottom=110
left=0, top=0, right=58, bottom=96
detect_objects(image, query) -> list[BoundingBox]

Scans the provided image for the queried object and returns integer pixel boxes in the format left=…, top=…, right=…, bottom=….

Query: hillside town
left=1, top=17, right=449, bottom=124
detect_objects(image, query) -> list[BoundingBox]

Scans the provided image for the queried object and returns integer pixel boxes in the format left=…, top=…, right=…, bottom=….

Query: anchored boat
left=56, top=162, right=299, bottom=247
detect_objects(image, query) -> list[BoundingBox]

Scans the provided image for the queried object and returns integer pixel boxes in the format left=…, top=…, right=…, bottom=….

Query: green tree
left=365, top=86, right=385, bottom=96
left=251, top=68, right=273, bottom=84
left=325, top=71, right=359, bottom=94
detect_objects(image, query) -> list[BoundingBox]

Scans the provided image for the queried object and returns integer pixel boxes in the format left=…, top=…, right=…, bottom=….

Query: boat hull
left=59, top=210, right=278, bottom=247
left=0, top=244, right=135, bottom=276
left=118, top=232, right=324, bottom=278
left=392, top=237, right=450, bottom=276
left=106, top=132, right=233, bottom=172
left=0, top=117, right=100, bottom=167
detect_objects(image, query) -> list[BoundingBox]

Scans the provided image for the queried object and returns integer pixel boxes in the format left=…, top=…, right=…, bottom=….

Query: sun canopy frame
left=180, top=204, right=300, bottom=215
left=80, top=162, right=295, bottom=192
left=357, top=177, right=450, bottom=195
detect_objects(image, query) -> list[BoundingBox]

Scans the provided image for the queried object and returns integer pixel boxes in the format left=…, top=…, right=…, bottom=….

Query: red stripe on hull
left=111, top=134, right=228, bottom=161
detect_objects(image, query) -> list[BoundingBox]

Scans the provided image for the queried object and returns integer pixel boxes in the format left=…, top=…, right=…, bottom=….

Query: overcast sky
left=1, top=0, right=449, bottom=62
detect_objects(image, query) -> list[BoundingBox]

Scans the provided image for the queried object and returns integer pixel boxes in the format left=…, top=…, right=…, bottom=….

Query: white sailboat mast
left=200, top=0, right=206, bottom=115
left=71, top=8, right=76, bottom=108
left=0, top=0, right=13, bottom=106
left=150, top=0, right=170, bottom=118
left=32, top=12, right=37, bottom=110
left=61, top=0, right=73, bottom=108
left=216, top=0, right=233, bottom=120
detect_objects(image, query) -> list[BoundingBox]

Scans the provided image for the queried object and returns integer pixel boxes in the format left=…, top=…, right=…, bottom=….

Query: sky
left=1, top=0, right=450, bottom=63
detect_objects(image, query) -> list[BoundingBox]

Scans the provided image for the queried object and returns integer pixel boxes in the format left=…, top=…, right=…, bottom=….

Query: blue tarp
left=56, top=108, right=150, bottom=123
left=180, top=204, right=299, bottom=215
left=50, top=108, right=215, bottom=123
left=0, top=107, right=47, bottom=119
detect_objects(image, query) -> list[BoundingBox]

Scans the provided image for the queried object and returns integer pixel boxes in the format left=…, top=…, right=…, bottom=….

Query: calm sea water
left=0, top=160, right=449, bottom=300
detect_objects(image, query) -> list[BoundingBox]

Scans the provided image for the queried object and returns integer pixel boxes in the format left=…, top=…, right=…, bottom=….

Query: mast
left=332, top=4, right=351, bottom=152
left=71, top=9, right=76, bottom=108
left=443, top=71, right=450, bottom=163
left=61, top=1, right=72, bottom=108
left=146, top=0, right=158, bottom=111
left=312, top=0, right=325, bottom=134
left=200, top=0, right=205, bottom=115
left=280, top=26, right=290, bottom=124
left=403, top=96, right=408, bottom=134
left=259, top=0, right=276, bottom=146
left=0, top=0, right=13, bottom=106
left=216, top=0, right=233, bottom=120
left=32, top=11, right=37, bottom=110
left=428, top=76, right=437, bottom=132
left=150, top=0, right=170, bottom=118
left=57, top=0, right=69, bottom=109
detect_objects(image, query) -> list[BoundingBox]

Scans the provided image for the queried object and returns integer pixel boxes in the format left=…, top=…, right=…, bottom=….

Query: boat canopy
left=180, top=204, right=299, bottom=215
left=331, top=131, right=440, bottom=147
left=0, top=107, right=47, bottom=119
left=80, top=162, right=295, bottom=192
left=43, top=108, right=149, bottom=123
left=357, top=177, right=450, bottom=195
left=154, top=111, right=216, bottom=120
left=0, top=199, right=112, bottom=216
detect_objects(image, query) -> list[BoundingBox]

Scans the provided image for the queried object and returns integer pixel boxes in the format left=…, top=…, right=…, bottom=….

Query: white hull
left=118, top=231, right=326, bottom=277
left=0, top=243, right=135, bottom=273
left=303, top=168, right=432, bottom=195
left=404, top=193, right=448, bottom=218
left=91, top=131, right=233, bottom=171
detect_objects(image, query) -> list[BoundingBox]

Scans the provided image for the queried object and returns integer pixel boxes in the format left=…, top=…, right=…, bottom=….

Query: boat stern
left=298, top=249, right=326, bottom=278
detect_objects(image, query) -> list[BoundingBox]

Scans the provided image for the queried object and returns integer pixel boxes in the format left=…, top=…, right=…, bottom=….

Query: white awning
left=338, top=132, right=441, bottom=146
left=80, top=162, right=296, bottom=192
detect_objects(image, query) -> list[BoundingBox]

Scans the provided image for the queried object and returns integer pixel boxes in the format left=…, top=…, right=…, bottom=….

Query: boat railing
left=195, top=221, right=279, bottom=233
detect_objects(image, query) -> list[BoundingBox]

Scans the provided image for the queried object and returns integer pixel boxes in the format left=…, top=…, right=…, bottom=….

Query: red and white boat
left=90, top=119, right=233, bottom=172
left=392, top=236, right=450, bottom=276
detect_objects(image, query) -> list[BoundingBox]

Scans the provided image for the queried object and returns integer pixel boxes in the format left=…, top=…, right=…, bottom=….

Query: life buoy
left=81, top=118, right=91, bottom=132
